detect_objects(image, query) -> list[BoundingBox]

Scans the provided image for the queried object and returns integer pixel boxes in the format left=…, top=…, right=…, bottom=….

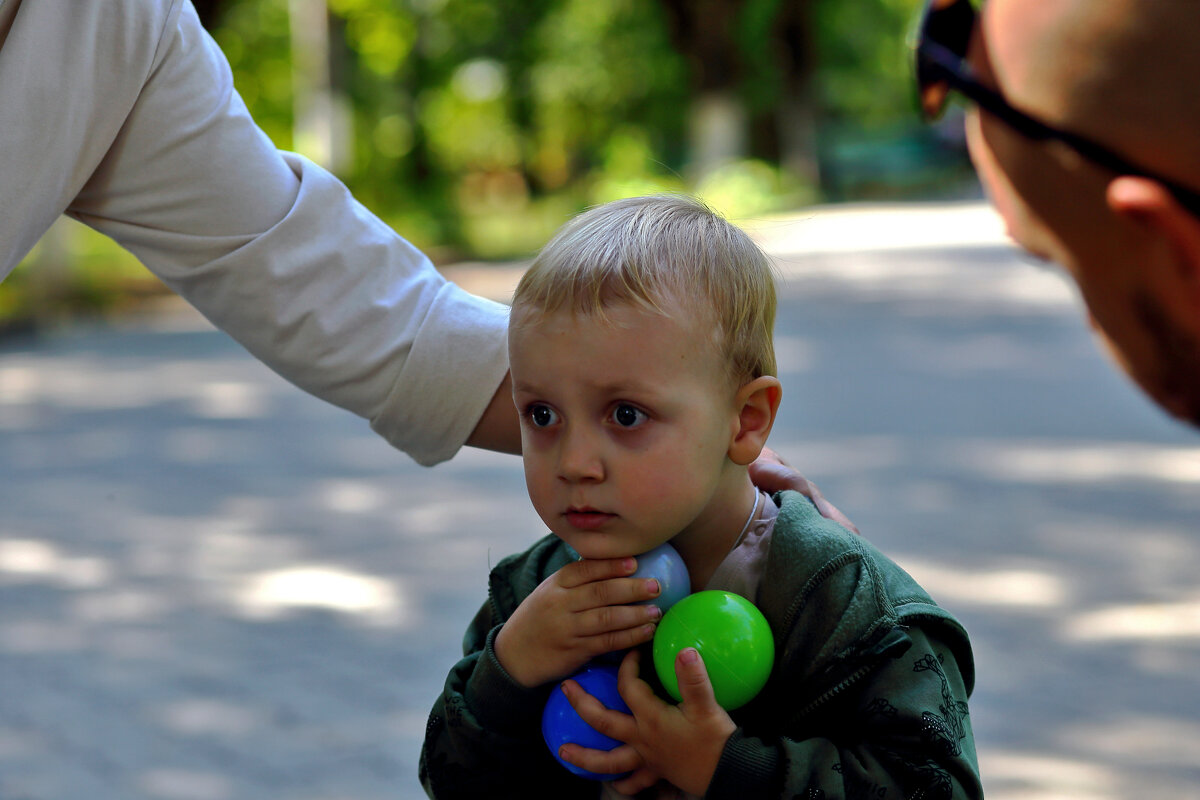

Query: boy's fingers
left=594, top=622, right=658, bottom=656
left=557, top=742, right=642, bottom=778
left=561, top=680, right=635, bottom=742
left=610, top=767, right=662, bottom=796
left=616, top=649, right=660, bottom=711
left=618, top=647, right=643, bottom=682
left=579, top=602, right=661, bottom=637
left=559, top=561, right=662, bottom=607
left=675, top=648, right=721, bottom=711
left=559, top=557, right=638, bottom=588
left=583, top=576, right=662, bottom=609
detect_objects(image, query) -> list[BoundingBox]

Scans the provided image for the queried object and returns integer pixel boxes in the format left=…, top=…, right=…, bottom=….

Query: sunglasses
left=913, top=0, right=1200, bottom=215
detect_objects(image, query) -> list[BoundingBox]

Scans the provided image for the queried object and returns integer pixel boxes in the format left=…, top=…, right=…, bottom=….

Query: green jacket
left=421, top=491, right=982, bottom=799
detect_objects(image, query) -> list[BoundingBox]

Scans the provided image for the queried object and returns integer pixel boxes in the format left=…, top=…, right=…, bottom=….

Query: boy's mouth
left=564, top=507, right=616, bottom=530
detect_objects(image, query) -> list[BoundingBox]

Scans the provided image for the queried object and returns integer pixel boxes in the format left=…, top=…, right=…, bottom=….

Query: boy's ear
left=1107, top=176, right=1200, bottom=315
left=728, top=376, right=782, bottom=466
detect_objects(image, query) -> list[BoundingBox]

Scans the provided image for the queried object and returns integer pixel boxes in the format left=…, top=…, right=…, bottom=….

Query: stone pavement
left=3, top=201, right=1200, bottom=799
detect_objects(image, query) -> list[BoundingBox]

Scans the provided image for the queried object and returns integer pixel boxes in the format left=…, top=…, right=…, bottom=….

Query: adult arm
left=466, top=371, right=521, bottom=455
left=0, top=0, right=509, bottom=465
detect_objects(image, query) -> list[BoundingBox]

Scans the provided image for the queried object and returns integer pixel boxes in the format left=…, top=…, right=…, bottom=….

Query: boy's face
left=508, top=302, right=750, bottom=560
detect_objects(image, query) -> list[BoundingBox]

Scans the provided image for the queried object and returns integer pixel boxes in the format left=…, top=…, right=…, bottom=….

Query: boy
left=421, top=195, right=981, bottom=798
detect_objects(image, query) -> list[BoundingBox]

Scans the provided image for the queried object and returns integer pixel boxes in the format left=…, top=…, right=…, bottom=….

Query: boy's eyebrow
left=512, top=376, right=665, bottom=399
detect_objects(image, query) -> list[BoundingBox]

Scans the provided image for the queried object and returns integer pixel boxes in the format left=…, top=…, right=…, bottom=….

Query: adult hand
left=749, top=447, right=860, bottom=534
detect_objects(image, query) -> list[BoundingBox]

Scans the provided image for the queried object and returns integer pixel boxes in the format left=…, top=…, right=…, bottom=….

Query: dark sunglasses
left=913, top=0, right=1200, bottom=215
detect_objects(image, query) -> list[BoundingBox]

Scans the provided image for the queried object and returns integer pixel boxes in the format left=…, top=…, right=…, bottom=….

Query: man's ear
left=728, top=376, right=783, bottom=466
left=1107, top=176, right=1200, bottom=312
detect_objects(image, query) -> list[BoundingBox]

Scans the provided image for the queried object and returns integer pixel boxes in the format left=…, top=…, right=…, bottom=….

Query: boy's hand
left=494, top=557, right=663, bottom=688
left=558, top=648, right=736, bottom=796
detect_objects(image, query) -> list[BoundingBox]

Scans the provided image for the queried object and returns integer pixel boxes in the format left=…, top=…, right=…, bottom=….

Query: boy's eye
left=528, top=404, right=559, bottom=428
left=611, top=404, right=647, bottom=428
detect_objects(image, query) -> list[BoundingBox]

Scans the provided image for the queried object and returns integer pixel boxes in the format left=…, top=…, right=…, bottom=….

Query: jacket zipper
left=792, top=660, right=879, bottom=720
left=791, top=627, right=913, bottom=721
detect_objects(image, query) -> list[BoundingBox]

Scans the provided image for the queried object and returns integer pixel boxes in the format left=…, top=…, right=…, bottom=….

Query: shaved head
left=965, top=0, right=1200, bottom=428
left=991, top=0, right=1200, bottom=187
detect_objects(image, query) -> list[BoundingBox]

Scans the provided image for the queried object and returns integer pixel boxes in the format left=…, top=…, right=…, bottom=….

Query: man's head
left=919, top=0, right=1200, bottom=423
left=507, top=195, right=781, bottom=560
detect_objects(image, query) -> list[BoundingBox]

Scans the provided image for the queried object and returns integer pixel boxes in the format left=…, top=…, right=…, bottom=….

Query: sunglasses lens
left=916, top=0, right=977, bottom=119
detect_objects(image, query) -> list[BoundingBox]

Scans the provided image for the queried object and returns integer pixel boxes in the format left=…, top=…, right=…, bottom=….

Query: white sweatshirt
left=0, top=0, right=510, bottom=465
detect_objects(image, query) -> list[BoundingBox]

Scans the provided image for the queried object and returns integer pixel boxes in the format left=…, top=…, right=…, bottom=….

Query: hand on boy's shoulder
left=748, top=448, right=860, bottom=535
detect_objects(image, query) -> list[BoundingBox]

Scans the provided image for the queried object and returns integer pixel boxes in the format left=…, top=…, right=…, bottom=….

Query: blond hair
left=512, top=195, right=777, bottom=381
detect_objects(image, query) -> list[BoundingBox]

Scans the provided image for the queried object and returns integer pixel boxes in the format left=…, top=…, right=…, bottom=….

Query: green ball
left=652, top=590, right=774, bottom=710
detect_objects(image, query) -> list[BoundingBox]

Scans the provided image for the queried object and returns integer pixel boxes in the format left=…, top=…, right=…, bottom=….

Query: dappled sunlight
left=1060, top=715, right=1200, bottom=770
left=1066, top=595, right=1200, bottom=642
left=766, top=436, right=907, bottom=476
left=235, top=565, right=406, bottom=627
left=0, top=348, right=286, bottom=429
left=70, top=589, right=170, bottom=624
left=0, top=538, right=111, bottom=588
left=0, top=401, right=40, bottom=430
left=747, top=201, right=1008, bottom=255
left=773, top=334, right=815, bottom=375
left=898, top=557, right=1070, bottom=610
left=0, top=362, right=38, bottom=402
left=7, top=204, right=1200, bottom=797
left=316, top=480, right=387, bottom=514
left=189, top=381, right=268, bottom=419
left=388, top=494, right=538, bottom=539
left=137, top=769, right=231, bottom=800
left=900, top=332, right=1043, bottom=373
left=189, top=515, right=300, bottom=577
left=161, top=428, right=256, bottom=464
left=962, top=441, right=1200, bottom=486
left=741, top=203, right=1083, bottom=315
left=0, top=357, right=169, bottom=412
left=769, top=246, right=1077, bottom=312
left=0, top=619, right=88, bottom=653
left=980, top=750, right=1119, bottom=800
left=156, top=699, right=264, bottom=738
left=0, top=538, right=58, bottom=575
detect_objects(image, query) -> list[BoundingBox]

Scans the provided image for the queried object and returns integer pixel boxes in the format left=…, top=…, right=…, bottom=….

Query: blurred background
left=5, top=2, right=1200, bottom=800
left=1, top=0, right=974, bottom=330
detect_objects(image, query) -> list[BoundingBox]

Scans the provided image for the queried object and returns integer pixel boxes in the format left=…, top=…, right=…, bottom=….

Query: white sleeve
left=58, top=0, right=509, bottom=465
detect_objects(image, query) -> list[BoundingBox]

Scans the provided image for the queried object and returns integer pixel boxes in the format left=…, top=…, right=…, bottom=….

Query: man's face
left=963, top=0, right=1200, bottom=423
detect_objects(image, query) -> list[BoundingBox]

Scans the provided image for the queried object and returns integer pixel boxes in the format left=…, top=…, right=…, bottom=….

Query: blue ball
left=542, top=663, right=632, bottom=781
left=631, top=542, right=691, bottom=615
left=595, top=542, right=692, bottom=666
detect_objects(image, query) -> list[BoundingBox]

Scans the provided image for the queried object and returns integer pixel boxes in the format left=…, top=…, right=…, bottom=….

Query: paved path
left=3, top=201, right=1200, bottom=799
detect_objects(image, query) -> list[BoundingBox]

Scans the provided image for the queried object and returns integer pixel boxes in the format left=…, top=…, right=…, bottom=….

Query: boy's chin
left=563, top=541, right=627, bottom=561
left=562, top=536, right=670, bottom=562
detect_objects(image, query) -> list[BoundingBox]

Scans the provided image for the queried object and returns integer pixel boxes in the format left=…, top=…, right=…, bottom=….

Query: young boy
left=420, top=195, right=981, bottom=799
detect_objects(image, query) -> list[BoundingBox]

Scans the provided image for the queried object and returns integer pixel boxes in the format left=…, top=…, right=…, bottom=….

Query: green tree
left=184, top=0, right=935, bottom=253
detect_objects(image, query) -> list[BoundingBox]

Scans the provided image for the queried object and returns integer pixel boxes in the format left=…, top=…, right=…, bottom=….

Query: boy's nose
left=557, top=427, right=604, bottom=482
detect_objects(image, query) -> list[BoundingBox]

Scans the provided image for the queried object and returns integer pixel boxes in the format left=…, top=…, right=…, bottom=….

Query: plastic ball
left=631, top=542, right=691, bottom=615
left=652, top=590, right=774, bottom=710
left=541, top=663, right=632, bottom=781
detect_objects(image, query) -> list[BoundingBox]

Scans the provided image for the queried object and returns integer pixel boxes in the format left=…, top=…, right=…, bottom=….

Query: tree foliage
left=6, top=0, right=955, bottom=327
left=203, top=0, right=937, bottom=257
